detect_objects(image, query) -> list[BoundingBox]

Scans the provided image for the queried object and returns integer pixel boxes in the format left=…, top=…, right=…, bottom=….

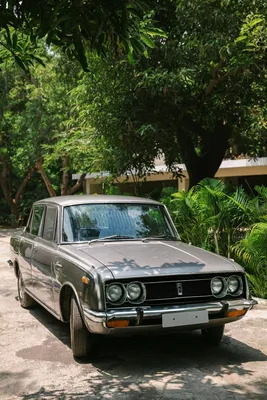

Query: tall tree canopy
left=75, top=0, right=267, bottom=187
left=0, top=52, right=95, bottom=219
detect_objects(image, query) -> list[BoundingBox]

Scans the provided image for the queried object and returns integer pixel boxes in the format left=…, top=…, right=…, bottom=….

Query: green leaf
left=127, top=50, right=134, bottom=64
left=140, top=33, right=155, bottom=49
left=31, top=56, right=46, bottom=67
left=248, top=18, right=263, bottom=28
left=145, top=28, right=167, bottom=38
left=235, top=35, right=247, bottom=43
left=12, top=32, right=17, bottom=48
left=13, top=55, right=27, bottom=72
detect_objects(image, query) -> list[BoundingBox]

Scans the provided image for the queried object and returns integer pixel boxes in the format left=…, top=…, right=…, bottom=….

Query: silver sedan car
left=9, top=195, right=256, bottom=358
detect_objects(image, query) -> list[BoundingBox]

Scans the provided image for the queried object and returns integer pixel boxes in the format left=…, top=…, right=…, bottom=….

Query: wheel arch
left=59, top=282, right=83, bottom=323
left=14, top=259, right=19, bottom=278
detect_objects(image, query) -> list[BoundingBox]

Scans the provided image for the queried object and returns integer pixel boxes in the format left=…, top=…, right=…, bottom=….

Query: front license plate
left=162, top=310, right=209, bottom=328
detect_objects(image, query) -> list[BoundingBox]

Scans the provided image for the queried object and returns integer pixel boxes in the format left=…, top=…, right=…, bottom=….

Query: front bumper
left=83, top=298, right=257, bottom=335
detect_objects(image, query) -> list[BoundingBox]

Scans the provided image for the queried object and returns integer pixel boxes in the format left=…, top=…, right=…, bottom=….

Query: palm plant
left=162, top=179, right=267, bottom=298
left=232, top=222, right=267, bottom=298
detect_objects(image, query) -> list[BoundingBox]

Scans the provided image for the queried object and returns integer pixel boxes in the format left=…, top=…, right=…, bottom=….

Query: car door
left=31, top=205, right=59, bottom=312
left=19, top=205, right=45, bottom=292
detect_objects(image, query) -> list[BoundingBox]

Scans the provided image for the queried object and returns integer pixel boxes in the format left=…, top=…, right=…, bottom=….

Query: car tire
left=17, top=269, right=35, bottom=308
left=70, top=295, right=91, bottom=358
left=201, top=325, right=225, bottom=346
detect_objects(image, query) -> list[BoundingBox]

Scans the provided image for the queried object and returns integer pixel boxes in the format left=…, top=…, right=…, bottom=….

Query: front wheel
left=17, top=269, right=35, bottom=308
left=201, top=325, right=225, bottom=346
left=70, top=295, right=92, bottom=358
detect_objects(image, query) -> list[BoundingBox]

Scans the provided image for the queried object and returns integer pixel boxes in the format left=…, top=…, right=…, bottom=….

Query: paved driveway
left=0, top=229, right=267, bottom=400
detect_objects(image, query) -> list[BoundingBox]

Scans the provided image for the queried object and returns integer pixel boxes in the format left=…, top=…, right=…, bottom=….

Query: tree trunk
left=69, top=173, right=86, bottom=195
left=186, top=152, right=226, bottom=188
left=177, top=121, right=231, bottom=188
left=36, top=159, right=56, bottom=197
left=61, top=156, right=70, bottom=195
left=0, top=153, right=36, bottom=223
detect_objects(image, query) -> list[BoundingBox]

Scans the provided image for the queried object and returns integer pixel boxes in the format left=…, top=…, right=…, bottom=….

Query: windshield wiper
left=88, top=235, right=135, bottom=244
left=142, top=234, right=178, bottom=242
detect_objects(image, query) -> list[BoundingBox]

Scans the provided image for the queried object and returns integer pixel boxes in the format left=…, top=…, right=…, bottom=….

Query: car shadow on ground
left=13, top=302, right=266, bottom=399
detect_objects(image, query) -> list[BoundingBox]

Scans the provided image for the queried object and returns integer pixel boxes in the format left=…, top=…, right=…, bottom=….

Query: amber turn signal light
left=227, top=310, right=247, bottom=318
left=82, top=276, right=89, bottom=284
left=106, top=320, right=129, bottom=328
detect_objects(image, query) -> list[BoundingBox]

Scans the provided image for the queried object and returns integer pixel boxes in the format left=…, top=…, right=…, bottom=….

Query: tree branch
left=61, top=155, right=70, bottom=195
left=69, top=173, right=86, bottom=195
left=36, top=159, right=57, bottom=197
left=0, top=152, right=13, bottom=206
left=14, top=166, right=36, bottom=205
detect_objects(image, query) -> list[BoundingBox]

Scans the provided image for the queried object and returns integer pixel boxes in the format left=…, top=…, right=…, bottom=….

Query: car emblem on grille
left=176, top=282, right=183, bottom=296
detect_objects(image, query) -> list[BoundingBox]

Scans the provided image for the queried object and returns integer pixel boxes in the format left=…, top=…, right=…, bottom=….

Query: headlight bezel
left=227, top=275, right=243, bottom=296
left=126, top=281, right=146, bottom=304
left=106, top=283, right=126, bottom=305
left=105, top=281, right=147, bottom=305
left=210, top=276, right=227, bottom=298
left=211, top=275, right=244, bottom=298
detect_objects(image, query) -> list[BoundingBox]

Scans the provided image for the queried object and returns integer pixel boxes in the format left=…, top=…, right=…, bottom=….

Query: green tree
left=76, top=0, right=267, bottom=187
left=0, top=1, right=165, bottom=69
left=0, top=52, right=95, bottom=219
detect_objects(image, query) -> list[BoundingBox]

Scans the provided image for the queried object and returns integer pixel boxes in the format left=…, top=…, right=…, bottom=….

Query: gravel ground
left=0, top=229, right=267, bottom=400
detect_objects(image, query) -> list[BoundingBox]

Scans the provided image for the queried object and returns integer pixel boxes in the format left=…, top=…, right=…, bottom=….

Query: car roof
left=34, top=195, right=162, bottom=207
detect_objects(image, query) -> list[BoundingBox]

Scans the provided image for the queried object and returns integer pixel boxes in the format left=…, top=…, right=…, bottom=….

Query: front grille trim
left=144, top=294, right=214, bottom=302
left=105, top=272, right=246, bottom=309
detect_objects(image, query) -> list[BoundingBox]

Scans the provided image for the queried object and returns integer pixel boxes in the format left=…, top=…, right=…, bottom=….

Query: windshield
left=62, top=203, right=177, bottom=243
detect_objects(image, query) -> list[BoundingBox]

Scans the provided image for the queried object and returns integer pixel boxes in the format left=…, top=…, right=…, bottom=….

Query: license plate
left=162, top=310, right=209, bottom=328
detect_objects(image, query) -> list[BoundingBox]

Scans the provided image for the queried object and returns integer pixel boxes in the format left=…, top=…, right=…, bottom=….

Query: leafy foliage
left=161, top=178, right=267, bottom=298
left=0, top=1, right=166, bottom=69
left=233, top=223, right=267, bottom=298
left=75, top=0, right=267, bottom=187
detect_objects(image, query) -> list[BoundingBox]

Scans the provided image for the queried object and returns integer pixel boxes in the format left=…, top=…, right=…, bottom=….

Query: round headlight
left=227, top=275, right=243, bottom=296
left=106, top=284, right=125, bottom=303
left=127, top=283, right=142, bottom=301
left=126, top=282, right=146, bottom=304
left=211, top=277, right=227, bottom=298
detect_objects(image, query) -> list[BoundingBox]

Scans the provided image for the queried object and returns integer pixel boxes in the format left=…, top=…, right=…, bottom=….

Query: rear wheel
left=17, top=269, right=35, bottom=308
left=70, top=295, right=92, bottom=358
left=201, top=325, right=225, bottom=346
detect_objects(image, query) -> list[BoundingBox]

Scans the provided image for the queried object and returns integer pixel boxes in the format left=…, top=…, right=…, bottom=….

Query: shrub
left=161, top=178, right=267, bottom=298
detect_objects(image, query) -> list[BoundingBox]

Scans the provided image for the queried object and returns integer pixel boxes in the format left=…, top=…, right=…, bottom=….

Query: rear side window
left=31, top=206, right=45, bottom=236
left=43, top=207, right=57, bottom=241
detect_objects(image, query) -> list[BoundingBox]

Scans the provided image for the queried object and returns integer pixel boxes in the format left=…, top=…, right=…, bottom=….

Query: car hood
left=75, top=240, right=243, bottom=279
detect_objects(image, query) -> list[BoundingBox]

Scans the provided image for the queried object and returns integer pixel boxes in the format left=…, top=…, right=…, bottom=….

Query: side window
left=43, top=207, right=58, bottom=241
left=31, top=206, right=45, bottom=236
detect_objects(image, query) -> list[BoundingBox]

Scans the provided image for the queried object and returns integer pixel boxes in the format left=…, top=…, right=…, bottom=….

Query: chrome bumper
left=83, top=299, right=257, bottom=335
